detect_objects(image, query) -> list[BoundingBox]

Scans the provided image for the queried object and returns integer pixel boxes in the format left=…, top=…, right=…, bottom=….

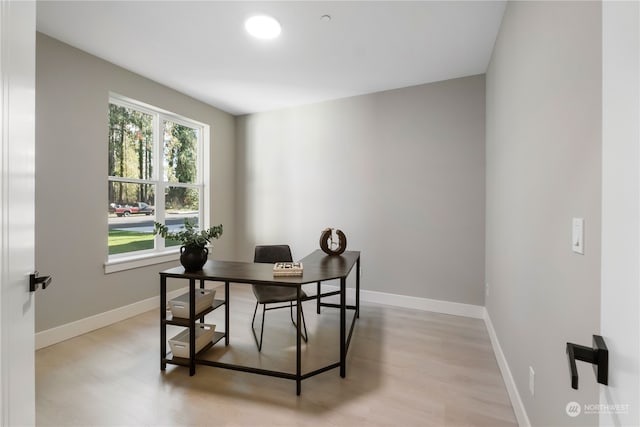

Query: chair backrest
left=254, top=245, right=293, bottom=264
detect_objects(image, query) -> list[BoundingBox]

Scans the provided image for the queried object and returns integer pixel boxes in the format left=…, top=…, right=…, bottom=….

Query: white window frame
left=104, top=93, right=210, bottom=273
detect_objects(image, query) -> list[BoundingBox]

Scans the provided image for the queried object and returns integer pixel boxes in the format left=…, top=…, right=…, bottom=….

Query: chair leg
left=289, top=301, right=308, bottom=343
left=251, top=301, right=266, bottom=352
left=253, top=300, right=307, bottom=351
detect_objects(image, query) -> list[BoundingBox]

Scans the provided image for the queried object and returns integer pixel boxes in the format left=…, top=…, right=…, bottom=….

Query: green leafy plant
left=153, top=218, right=222, bottom=249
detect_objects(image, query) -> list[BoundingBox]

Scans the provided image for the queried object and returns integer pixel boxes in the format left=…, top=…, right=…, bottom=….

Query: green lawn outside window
left=108, top=230, right=180, bottom=255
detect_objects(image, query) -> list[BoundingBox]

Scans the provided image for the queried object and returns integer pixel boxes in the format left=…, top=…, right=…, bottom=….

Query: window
left=106, top=94, right=208, bottom=272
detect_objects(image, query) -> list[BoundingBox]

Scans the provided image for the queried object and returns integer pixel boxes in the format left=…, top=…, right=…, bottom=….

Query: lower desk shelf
left=164, top=331, right=226, bottom=366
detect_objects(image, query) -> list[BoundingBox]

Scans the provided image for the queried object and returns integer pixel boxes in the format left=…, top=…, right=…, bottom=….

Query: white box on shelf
left=168, top=323, right=216, bottom=359
left=169, top=289, right=216, bottom=318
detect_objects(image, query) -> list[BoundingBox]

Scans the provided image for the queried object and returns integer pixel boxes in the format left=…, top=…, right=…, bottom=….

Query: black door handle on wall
left=29, top=271, right=52, bottom=292
left=566, top=335, right=608, bottom=390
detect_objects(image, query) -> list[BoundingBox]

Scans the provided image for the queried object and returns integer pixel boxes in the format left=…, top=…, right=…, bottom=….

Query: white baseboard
left=35, top=287, right=187, bottom=350
left=483, top=310, right=531, bottom=427
left=355, top=287, right=485, bottom=319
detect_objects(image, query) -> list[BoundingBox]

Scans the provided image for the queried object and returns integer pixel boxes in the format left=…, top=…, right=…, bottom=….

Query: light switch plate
left=572, top=218, right=584, bottom=254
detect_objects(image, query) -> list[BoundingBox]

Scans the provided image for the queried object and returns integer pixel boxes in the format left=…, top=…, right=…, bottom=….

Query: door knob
left=29, top=271, right=52, bottom=292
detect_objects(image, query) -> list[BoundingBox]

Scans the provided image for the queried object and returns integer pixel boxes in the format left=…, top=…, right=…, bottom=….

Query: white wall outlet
left=572, top=218, right=584, bottom=254
left=529, top=366, right=535, bottom=395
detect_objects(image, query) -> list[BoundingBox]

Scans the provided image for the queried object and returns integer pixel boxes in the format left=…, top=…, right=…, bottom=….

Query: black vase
left=180, top=246, right=209, bottom=272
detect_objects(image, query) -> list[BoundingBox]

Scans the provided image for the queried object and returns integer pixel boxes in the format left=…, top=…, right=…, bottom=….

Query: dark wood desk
left=159, top=250, right=360, bottom=395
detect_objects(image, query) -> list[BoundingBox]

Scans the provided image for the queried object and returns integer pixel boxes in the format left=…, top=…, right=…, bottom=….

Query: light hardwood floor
left=36, top=284, right=517, bottom=426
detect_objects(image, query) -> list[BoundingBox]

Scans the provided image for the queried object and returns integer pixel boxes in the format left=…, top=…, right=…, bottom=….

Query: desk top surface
left=160, top=249, right=360, bottom=286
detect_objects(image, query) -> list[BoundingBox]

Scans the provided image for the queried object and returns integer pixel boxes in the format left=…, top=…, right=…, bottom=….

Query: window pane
left=163, top=121, right=198, bottom=183
left=108, top=104, right=153, bottom=180
left=164, top=186, right=200, bottom=248
left=108, top=182, right=156, bottom=255
left=107, top=95, right=207, bottom=265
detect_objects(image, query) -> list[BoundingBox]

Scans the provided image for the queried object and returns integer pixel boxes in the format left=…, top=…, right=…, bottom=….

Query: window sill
left=104, top=250, right=180, bottom=274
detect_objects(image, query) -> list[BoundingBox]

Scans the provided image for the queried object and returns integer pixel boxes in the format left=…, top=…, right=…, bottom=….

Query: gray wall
left=35, top=34, right=236, bottom=332
left=485, top=2, right=601, bottom=426
left=236, top=75, right=485, bottom=305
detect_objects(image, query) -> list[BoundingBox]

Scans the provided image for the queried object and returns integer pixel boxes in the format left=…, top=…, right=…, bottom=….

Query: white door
left=0, top=0, right=37, bottom=425
left=601, top=2, right=640, bottom=426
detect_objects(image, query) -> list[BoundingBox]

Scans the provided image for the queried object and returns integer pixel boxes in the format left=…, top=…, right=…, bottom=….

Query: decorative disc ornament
left=319, top=228, right=347, bottom=256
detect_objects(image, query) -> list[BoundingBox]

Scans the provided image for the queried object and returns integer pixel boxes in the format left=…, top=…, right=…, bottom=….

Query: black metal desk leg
left=356, top=256, right=360, bottom=319
left=160, top=275, right=167, bottom=370
left=316, top=281, right=321, bottom=314
left=199, top=279, right=206, bottom=322
left=296, top=286, right=302, bottom=395
left=340, top=277, right=346, bottom=378
left=189, top=278, right=196, bottom=376
left=225, top=281, right=230, bottom=346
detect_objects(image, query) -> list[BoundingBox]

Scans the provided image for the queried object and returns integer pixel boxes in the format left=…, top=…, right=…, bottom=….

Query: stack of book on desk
left=273, top=262, right=303, bottom=277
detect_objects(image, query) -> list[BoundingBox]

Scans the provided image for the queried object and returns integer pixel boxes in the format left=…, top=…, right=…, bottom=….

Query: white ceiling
left=36, top=1, right=506, bottom=116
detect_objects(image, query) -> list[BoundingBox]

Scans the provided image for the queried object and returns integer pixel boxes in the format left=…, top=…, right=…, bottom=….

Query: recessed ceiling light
left=245, top=15, right=281, bottom=40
